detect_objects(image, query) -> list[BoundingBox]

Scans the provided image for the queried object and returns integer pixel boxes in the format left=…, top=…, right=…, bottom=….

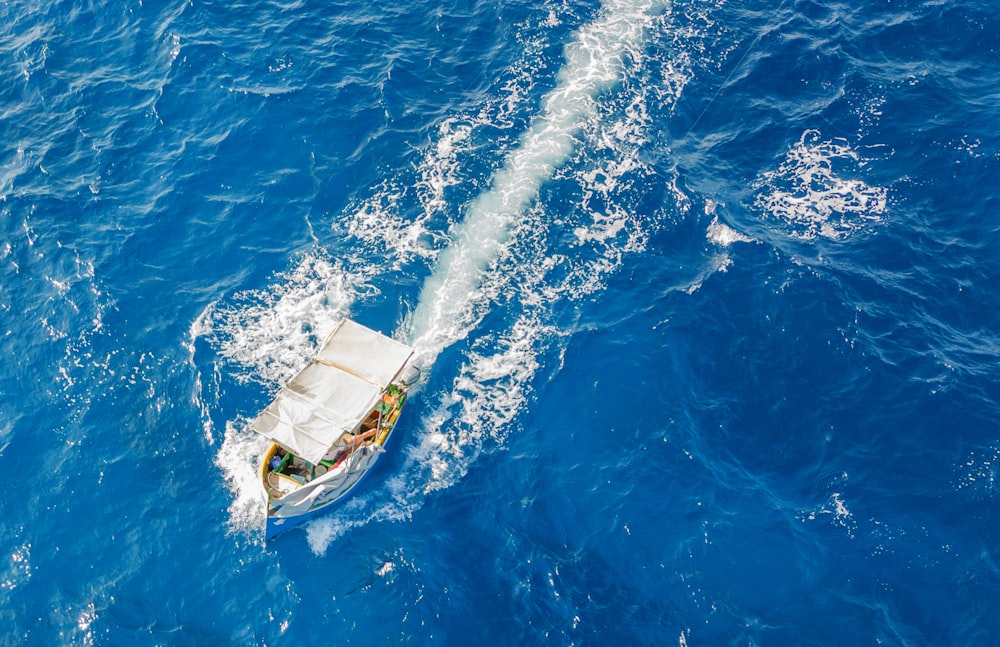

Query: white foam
left=417, top=120, right=473, bottom=220
left=343, top=118, right=478, bottom=270
left=755, top=129, right=887, bottom=239
left=706, top=215, right=754, bottom=247
left=702, top=207, right=754, bottom=277
left=346, top=179, right=435, bottom=268
left=215, top=419, right=268, bottom=537
left=409, top=0, right=665, bottom=370
left=209, top=254, right=364, bottom=385
left=800, top=476, right=857, bottom=539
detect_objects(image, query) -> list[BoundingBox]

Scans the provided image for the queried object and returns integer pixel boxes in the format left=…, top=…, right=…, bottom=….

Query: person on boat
left=340, top=428, right=378, bottom=452
left=334, top=428, right=378, bottom=463
left=318, top=428, right=380, bottom=471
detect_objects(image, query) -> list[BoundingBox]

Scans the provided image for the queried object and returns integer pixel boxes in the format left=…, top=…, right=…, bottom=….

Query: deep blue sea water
left=3, top=0, right=1000, bottom=644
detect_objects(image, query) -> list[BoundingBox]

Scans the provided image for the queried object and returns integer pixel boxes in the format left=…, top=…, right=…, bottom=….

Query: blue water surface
left=2, top=0, right=999, bottom=644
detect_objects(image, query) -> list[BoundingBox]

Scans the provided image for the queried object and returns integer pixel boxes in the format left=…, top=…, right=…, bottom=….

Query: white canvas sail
left=250, top=320, right=414, bottom=464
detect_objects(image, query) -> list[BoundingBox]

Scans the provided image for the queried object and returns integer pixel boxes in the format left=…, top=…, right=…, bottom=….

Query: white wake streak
left=300, top=0, right=673, bottom=554
left=408, top=0, right=660, bottom=368
left=206, top=0, right=686, bottom=549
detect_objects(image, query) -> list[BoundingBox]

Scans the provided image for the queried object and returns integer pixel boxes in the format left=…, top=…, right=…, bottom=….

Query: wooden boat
left=251, top=319, right=419, bottom=540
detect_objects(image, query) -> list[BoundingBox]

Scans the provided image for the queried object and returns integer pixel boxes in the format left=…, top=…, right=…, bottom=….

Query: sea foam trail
left=408, top=0, right=663, bottom=369
left=303, top=0, right=672, bottom=553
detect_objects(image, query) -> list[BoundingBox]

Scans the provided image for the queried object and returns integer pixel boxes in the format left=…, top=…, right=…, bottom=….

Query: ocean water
left=2, top=0, right=999, bottom=644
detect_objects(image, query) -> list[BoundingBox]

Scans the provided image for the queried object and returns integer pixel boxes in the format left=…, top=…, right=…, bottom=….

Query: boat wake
left=199, top=0, right=725, bottom=550
left=305, top=0, right=683, bottom=554
left=407, top=0, right=663, bottom=371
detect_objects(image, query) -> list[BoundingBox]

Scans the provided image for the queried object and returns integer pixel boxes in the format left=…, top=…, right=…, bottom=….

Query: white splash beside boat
left=251, top=319, right=419, bottom=540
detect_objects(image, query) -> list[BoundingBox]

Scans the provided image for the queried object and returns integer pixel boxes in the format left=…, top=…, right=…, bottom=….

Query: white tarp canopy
left=251, top=320, right=414, bottom=465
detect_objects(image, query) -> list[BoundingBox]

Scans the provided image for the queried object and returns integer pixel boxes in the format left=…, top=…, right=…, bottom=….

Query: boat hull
left=263, top=446, right=383, bottom=541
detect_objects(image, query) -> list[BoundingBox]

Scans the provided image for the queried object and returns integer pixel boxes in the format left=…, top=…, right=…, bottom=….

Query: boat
left=250, top=319, right=419, bottom=540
